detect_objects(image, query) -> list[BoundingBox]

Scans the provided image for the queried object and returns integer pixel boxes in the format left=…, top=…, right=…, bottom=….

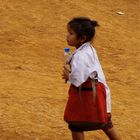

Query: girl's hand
left=62, top=64, right=71, bottom=81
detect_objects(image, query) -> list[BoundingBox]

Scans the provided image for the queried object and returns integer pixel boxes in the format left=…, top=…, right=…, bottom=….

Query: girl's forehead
left=67, top=24, right=71, bottom=30
left=67, top=25, right=74, bottom=32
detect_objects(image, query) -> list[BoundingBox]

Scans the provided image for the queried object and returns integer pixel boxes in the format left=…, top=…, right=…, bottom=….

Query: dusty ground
left=0, top=0, right=140, bottom=139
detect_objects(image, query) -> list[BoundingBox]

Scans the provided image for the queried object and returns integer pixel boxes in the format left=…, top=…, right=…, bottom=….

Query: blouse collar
left=75, top=42, right=90, bottom=53
left=66, top=42, right=90, bottom=64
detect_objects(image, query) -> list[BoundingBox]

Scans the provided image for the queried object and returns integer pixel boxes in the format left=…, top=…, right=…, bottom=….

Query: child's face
left=66, top=25, right=82, bottom=48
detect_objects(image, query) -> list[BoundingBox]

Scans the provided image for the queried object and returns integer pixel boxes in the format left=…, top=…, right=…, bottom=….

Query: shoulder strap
left=78, top=44, right=98, bottom=103
left=90, top=44, right=98, bottom=102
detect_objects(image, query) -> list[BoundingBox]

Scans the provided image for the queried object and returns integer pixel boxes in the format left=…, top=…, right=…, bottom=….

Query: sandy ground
left=0, top=0, right=140, bottom=139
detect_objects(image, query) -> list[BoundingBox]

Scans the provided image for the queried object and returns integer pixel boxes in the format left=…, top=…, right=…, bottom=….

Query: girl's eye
left=67, top=29, right=74, bottom=35
left=68, top=31, right=73, bottom=35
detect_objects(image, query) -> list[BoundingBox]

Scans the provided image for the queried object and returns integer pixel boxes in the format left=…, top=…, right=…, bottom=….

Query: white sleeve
left=68, top=52, right=95, bottom=87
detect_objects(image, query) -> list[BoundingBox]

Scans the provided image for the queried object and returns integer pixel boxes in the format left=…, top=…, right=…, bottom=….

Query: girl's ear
left=81, top=35, right=87, bottom=43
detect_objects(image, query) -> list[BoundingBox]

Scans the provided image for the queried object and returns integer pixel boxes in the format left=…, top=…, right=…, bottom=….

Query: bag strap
left=78, top=79, right=97, bottom=104
left=78, top=44, right=98, bottom=103
left=90, top=44, right=98, bottom=102
left=91, top=79, right=97, bottom=102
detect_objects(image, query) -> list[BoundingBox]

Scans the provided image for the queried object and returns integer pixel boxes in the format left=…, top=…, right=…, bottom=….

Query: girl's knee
left=72, top=131, right=84, bottom=140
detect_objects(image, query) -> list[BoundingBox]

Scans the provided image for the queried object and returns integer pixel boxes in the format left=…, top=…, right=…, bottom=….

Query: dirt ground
left=0, top=0, right=140, bottom=139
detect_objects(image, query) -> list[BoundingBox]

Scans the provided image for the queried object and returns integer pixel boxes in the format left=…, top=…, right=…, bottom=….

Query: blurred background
left=0, top=0, right=139, bottom=139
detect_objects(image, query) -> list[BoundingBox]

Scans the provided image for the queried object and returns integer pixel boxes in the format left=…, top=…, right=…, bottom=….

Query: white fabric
left=67, top=42, right=111, bottom=113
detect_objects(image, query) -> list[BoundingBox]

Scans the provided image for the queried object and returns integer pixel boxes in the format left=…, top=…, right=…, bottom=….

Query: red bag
left=64, top=79, right=107, bottom=131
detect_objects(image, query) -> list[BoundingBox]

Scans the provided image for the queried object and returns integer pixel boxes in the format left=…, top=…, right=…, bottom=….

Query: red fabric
left=64, top=79, right=107, bottom=124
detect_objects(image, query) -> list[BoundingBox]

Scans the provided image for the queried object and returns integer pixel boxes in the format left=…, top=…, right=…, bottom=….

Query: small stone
left=116, top=11, right=124, bottom=15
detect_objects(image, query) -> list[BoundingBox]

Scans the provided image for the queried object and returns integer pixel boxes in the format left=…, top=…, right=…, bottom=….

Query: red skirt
left=64, top=79, right=108, bottom=131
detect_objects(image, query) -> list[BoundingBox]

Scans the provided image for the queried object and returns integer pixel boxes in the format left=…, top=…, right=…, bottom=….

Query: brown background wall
left=0, top=0, right=140, bottom=139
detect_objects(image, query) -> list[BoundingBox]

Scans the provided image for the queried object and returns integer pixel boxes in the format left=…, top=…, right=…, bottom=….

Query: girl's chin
left=67, top=42, right=76, bottom=47
left=67, top=42, right=74, bottom=46
left=67, top=42, right=72, bottom=46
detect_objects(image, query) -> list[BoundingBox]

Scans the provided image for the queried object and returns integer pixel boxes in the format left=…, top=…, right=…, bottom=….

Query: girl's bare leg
left=103, top=127, right=121, bottom=140
left=72, top=131, right=84, bottom=140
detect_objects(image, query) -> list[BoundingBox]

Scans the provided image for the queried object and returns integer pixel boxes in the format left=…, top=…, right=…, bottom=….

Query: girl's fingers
left=62, top=65, right=70, bottom=81
left=62, top=72, right=69, bottom=80
left=62, top=72, right=67, bottom=79
left=61, top=74, right=65, bottom=79
left=62, top=75, right=67, bottom=80
left=64, top=64, right=71, bottom=72
left=63, top=69, right=69, bottom=75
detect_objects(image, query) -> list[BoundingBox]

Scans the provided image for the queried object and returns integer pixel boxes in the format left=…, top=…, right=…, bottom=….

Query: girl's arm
left=69, top=52, right=96, bottom=87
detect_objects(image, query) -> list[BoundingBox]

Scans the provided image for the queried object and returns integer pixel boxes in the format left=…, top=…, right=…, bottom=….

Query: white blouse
left=67, top=42, right=111, bottom=113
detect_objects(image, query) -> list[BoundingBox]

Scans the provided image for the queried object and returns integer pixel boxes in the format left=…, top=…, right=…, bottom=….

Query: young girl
left=62, top=17, right=121, bottom=140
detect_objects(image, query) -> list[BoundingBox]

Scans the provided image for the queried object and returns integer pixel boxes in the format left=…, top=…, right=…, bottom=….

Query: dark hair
left=68, top=17, right=99, bottom=42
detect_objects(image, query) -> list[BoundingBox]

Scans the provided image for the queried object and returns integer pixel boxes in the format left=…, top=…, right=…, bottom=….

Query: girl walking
left=62, top=17, right=121, bottom=140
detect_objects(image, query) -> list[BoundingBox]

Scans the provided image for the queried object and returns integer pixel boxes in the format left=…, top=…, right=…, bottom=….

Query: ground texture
left=0, top=0, right=140, bottom=139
